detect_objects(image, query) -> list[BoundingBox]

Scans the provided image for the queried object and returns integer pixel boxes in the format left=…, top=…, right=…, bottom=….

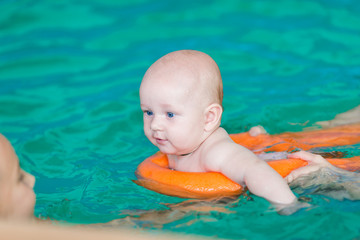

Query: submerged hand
left=273, top=198, right=311, bottom=215
left=285, top=151, right=334, bottom=183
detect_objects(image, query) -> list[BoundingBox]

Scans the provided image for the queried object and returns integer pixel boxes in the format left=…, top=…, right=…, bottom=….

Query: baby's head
left=140, top=50, right=223, bottom=155
left=0, top=134, right=36, bottom=220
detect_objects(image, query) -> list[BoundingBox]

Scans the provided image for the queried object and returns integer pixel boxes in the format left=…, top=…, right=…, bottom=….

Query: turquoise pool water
left=1, top=0, right=360, bottom=239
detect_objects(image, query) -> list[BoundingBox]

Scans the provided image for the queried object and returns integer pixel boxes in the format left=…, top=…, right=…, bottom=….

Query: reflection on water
left=108, top=196, right=246, bottom=229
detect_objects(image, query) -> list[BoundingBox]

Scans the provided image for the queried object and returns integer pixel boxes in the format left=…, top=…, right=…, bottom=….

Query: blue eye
left=145, top=110, right=153, bottom=116
left=167, top=112, right=174, bottom=118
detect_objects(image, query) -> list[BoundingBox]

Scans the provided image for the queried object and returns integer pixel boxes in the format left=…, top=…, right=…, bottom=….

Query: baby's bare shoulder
left=202, top=128, right=235, bottom=153
left=200, top=128, right=251, bottom=171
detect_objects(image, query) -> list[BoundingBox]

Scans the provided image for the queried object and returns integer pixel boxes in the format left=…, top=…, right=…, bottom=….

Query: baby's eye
left=144, top=110, right=153, bottom=116
left=167, top=112, right=175, bottom=118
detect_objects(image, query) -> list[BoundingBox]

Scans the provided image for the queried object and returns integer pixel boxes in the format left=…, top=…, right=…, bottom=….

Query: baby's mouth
left=155, top=137, right=167, bottom=145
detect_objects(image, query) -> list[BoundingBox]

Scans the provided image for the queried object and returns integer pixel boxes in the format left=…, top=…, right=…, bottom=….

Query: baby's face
left=140, top=72, right=208, bottom=155
left=0, top=135, right=36, bottom=220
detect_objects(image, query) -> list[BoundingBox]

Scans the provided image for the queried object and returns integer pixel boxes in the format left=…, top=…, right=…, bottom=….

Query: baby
left=0, top=134, right=36, bottom=220
left=140, top=50, right=306, bottom=206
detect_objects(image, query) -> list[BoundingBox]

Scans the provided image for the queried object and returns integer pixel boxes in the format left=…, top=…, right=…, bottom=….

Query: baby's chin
left=157, top=148, right=184, bottom=156
left=154, top=143, right=193, bottom=156
left=158, top=150, right=177, bottom=155
left=155, top=146, right=174, bottom=155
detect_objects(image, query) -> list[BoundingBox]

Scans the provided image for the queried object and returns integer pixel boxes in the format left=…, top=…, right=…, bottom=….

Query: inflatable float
left=230, top=123, right=360, bottom=152
left=135, top=123, right=360, bottom=199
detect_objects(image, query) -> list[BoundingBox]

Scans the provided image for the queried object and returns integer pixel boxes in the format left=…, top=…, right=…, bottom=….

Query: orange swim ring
left=135, top=123, right=360, bottom=199
left=231, top=123, right=360, bottom=152
left=135, top=152, right=360, bottom=199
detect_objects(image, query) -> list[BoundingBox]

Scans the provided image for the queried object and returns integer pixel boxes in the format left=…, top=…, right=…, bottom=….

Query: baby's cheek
left=144, top=130, right=156, bottom=145
left=143, top=123, right=150, bottom=134
left=144, top=130, right=151, bottom=140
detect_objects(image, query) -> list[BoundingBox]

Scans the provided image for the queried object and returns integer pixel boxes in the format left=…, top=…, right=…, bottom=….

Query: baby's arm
left=242, top=154, right=297, bottom=204
left=205, top=142, right=296, bottom=205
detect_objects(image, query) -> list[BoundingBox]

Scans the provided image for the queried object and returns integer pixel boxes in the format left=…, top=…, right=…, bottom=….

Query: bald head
left=141, top=50, right=223, bottom=108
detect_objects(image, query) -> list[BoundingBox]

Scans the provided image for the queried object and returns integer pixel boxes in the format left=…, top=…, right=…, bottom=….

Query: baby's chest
left=174, top=156, right=206, bottom=173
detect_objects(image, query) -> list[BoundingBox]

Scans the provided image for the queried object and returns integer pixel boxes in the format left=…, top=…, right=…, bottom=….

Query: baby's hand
left=285, top=151, right=334, bottom=183
left=248, top=125, right=267, bottom=136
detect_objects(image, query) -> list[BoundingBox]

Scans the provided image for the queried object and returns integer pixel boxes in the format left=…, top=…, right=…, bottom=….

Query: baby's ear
left=204, top=103, right=223, bottom=132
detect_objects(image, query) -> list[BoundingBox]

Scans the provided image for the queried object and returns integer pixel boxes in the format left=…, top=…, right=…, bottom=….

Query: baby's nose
left=150, top=116, right=163, bottom=131
left=23, top=171, right=36, bottom=189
